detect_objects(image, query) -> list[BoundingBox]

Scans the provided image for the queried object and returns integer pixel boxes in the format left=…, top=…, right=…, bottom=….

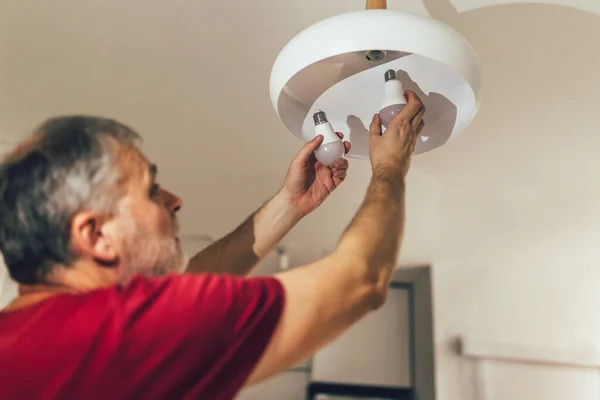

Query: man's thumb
left=295, top=135, right=324, bottom=161
left=370, top=114, right=382, bottom=137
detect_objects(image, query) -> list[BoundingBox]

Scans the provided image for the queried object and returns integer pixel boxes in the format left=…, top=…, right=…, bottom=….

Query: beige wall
left=432, top=216, right=600, bottom=399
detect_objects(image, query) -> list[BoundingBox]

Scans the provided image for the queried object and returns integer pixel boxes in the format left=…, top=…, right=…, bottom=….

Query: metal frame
left=306, top=381, right=414, bottom=399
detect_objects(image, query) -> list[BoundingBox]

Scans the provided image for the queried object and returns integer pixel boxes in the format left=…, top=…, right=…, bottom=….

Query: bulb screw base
left=313, top=110, right=329, bottom=126
left=384, top=69, right=397, bottom=82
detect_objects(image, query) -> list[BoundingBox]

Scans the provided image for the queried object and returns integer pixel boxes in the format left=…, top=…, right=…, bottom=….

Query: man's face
left=113, top=148, right=187, bottom=282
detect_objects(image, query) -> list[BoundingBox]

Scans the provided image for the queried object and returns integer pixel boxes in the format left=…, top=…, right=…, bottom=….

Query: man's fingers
left=334, top=132, right=352, bottom=154
left=333, top=169, right=347, bottom=180
left=409, top=120, right=425, bottom=152
left=343, top=141, right=351, bottom=154
left=295, top=135, right=324, bottom=162
left=389, top=91, right=423, bottom=128
left=411, top=106, right=426, bottom=129
left=332, top=158, right=349, bottom=171
left=403, top=91, right=424, bottom=118
left=416, top=119, right=425, bottom=135
left=369, top=114, right=382, bottom=137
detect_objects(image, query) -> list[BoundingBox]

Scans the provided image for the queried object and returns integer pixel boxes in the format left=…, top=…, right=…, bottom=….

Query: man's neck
left=3, top=287, right=65, bottom=312
left=2, top=262, right=122, bottom=313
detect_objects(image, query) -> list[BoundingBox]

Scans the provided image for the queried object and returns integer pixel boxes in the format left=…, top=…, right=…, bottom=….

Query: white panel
left=461, top=336, right=600, bottom=368
left=312, top=288, right=411, bottom=387
left=237, top=371, right=308, bottom=400
left=481, top=361, right=600, bottom=400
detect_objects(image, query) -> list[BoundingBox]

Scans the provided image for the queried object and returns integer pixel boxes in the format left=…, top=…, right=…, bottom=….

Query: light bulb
left=379, top=69, right=407, bottom=128
left=312, top=110, right=345, bottom=166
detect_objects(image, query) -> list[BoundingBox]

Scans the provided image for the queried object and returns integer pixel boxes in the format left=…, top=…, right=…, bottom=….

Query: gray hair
left=0, top=116, right=141, bottom=284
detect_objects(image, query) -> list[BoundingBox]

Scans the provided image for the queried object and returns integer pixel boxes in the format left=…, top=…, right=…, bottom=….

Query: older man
left=0, top=92, right=424, bottom=399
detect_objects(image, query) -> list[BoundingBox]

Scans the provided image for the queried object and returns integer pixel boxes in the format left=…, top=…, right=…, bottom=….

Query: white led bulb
left=312, top=110, right=345, bottom=166
left=379, top=69, right=407, bottom=128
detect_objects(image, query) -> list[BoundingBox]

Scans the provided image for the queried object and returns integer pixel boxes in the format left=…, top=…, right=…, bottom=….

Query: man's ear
left=70, top=211, right=119, bottom=266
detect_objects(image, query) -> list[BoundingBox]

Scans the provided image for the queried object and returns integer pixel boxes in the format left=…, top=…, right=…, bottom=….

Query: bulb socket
left=313, top=110, right=329, bottom=126
left=384, top=69, right=397, bottom=82
left=365, top=50, right=387, bottom=62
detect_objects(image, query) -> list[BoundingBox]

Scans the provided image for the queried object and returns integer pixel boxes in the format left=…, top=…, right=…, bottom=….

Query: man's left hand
left=282, top=133, right=351, bottom=217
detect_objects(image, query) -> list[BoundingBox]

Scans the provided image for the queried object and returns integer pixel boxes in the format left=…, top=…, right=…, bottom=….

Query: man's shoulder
left=0, top=272, right=285, bottom=342
left=0, top=274, right=182, bottom=326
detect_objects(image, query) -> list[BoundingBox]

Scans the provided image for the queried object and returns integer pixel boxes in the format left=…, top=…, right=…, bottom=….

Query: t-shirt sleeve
left=113, top=273, right=285, bottom=399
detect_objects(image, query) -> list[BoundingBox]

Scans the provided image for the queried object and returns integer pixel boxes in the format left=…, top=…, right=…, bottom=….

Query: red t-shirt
left=0, top=273, right=285, bottom=399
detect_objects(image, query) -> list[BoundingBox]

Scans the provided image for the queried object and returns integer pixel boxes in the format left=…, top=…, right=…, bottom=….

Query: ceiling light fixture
left=269, top=0, right=483, bottom=158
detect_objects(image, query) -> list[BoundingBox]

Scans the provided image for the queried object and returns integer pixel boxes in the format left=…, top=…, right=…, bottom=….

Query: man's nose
left=160, top=188, right=182, bottom=214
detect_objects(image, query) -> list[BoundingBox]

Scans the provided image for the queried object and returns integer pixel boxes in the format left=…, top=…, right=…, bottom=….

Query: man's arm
left=245, top=91, right=425, bottom=385
left=186, top=190, right=301, bottom=276
left=187, top=134, right=350, bottom=277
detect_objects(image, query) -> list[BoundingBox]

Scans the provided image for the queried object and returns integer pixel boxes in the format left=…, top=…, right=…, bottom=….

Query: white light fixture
left=270, top=0, right=483, bottom=158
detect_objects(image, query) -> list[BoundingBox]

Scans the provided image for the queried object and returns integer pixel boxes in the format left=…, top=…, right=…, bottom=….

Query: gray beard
left=119, top=217, right=188, bottom=283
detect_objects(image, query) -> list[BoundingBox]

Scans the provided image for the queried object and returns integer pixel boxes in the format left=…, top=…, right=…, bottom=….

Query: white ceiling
left=1, top=0, right=599, bottom=272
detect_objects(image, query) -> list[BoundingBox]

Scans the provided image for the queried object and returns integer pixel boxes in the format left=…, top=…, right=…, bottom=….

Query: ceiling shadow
left=396, top=69, right=457, bottom=154
left=346, top=114, right=369, bottom=159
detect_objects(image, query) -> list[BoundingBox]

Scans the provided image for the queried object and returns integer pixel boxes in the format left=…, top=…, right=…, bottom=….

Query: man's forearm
left=336, top=168, right=406, bottom=292
left=186, top=190, right=302, bottom=276
left=246, top=169, right=408, bottom=385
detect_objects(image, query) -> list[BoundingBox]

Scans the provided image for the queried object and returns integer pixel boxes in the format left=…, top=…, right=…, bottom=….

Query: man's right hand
left=369, top=90, right=425, bottom=178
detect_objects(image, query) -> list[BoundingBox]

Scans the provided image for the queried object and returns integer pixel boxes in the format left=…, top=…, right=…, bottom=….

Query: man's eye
left=150, top=184, right=160, bottom=196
